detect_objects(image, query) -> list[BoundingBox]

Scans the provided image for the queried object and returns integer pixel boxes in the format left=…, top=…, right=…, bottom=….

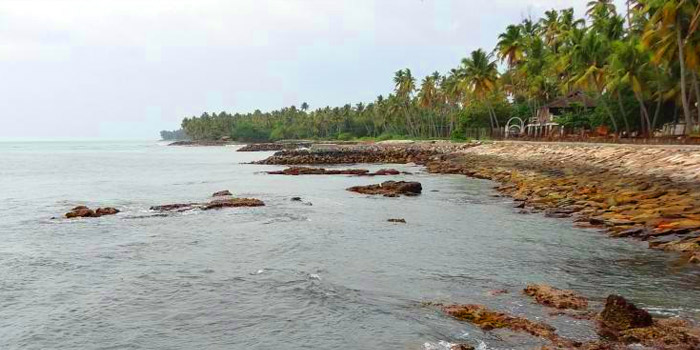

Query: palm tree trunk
left=635, top=92, right=651, bottom=137
left=692, top=71, right=700, bottom=126
left=603, top=101, right=619, bottom=134
left=651, top=94, right=663, bottom=132
left=677, top=21, right=694, bottom=133
left=616, top=92, right=631, bottom=135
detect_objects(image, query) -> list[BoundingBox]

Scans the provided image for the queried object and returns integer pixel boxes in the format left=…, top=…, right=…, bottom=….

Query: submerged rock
left=441, top=304, right=562, bottom=342
left=151, top=196, right=265, bottom=212
left=523, top=284, right=588, bottom=310
left=266, top=166, right=403, bottom=176
left=347, top=181, right=422, bottom=197
left=388, top=218, right=407, bottom=223
left=212, top=190, right=232, bottom=197
left=267, top=167, right=369, bottom=176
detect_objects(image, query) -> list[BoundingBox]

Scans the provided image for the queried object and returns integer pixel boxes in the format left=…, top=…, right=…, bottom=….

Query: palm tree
left=460, top=49, right=500, bottom=129
left=497, top=25, right=525, bottom=67
left=642, top=0, right=699, bottom=133
left=608, top=38, right=653, bottom=134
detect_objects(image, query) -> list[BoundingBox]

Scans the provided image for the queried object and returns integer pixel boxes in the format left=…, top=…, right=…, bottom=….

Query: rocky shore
left=266, top=166, right=402, bottom=176
left=256, top=141, right=700, bottom=264
left=237, top=142, right=311, bottom=152
left=425, top=143, right=700, bottom=264
left=437, top=286, right=700, bottom=349
left=253, top=141, right=480, bottom=165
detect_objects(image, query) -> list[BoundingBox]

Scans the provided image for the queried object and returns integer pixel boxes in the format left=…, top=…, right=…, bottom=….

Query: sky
left=0, top=0, right=626, bottom=140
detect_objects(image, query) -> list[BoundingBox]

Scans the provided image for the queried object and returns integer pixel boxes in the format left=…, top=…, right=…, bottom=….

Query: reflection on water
left=0, top=141, right=698, bottom=350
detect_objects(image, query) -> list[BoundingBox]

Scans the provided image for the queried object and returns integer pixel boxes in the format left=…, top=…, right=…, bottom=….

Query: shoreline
left=254, top=141, right=700, bottom=265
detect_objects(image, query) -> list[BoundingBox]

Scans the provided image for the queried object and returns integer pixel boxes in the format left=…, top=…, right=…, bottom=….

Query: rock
left=238, top=142, right=310, bottom=152
left=65, top=208, right=97, bottom=218
left=65, top=206, right=119, bottom=218
left=450, top=344, right=474, bottom=350
left=523, top=284, right=588, bottom=310
left=151, top=196, right=265, bottom=212
left=168, top=140, right=230, bottom=146
left=212, top=190, right=232, bottom=197
left=488, top=289, right=509, bottom=296
left=441, top=304, right=560, bottom=341
left=616, top=318, right=700, bottom=348
left=347, top=181, right=422, bottom=197
left=387, top=218, right=406, bottom=223
left=598, top=295, right=653, bottom=339
left=291, top=197, right=303, bottom=201
left=203, top=198, right=265, bottom=210
left=266, top=166, right=403, bottom=176
left=95, top=207, right=120, bottom=216
left=150, top=203, right=195, bottom=212
left=373, top=168, right=400, bottom=175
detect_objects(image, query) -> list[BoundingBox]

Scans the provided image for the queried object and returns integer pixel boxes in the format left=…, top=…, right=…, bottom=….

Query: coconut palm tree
left=460, top=49, right=500, bottom=129
left=497, top=25, right=525, bottom=67
left=642, top=0, right=699, bottom=133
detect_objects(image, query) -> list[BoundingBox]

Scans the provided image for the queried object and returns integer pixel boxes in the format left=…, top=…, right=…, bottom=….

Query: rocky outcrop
left=598, top=295, right=653, bottom=338
left=347, top=181, right=422, bottom=197
left=65, top=206, right=120, bottom=218
left=255, top=142, right=479, bottom=165
left=523, top=284, right=589, bottom=310
left=151, top=197, right=264, bottom=212
left=238, top=143, right=310, bottom=152
left=266, top=166, right=403, bottom=176
left=439, top=289, right=699, bottom=350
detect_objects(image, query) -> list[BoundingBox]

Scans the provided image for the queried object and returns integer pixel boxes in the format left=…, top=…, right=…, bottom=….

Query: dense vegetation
left=170, top=0, right=700, bottom=141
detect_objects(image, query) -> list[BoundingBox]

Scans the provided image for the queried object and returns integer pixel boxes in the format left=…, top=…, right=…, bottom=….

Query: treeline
left=175, top=0, right=700, bottom=141
left=160, top=129, right=188, bottom=141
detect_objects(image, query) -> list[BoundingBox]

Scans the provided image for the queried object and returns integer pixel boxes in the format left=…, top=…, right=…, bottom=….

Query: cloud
left=0, top=0, right=627, bottom=139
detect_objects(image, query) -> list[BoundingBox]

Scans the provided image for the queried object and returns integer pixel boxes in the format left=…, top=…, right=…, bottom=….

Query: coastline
left=254, top=140, right=700, bottom=265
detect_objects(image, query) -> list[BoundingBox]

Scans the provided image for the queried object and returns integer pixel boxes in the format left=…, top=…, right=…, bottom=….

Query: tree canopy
left=174, top=1, right=700, bottom=142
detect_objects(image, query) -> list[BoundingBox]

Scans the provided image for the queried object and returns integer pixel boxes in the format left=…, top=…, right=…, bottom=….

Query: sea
left=1, top=140, right=698, bottom=349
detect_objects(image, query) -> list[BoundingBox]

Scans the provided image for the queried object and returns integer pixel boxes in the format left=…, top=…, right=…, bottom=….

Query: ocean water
left=0, top=140, right=698, bottom=350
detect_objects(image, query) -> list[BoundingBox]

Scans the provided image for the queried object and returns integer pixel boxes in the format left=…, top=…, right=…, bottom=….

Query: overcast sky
left=0, top=0, right=625, bottom=140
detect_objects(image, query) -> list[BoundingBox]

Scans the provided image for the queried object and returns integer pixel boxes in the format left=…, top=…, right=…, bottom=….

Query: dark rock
left=95, top=207, right=120, bottom=216
left=373, top=168, right=400, bottom=175
left=347, top=181, right=422, bottom=197
left=598, top=295, right=653, bottom=339
left=65, top=205, right=119, bottom=218
left=212, top=190, right=232, bottom=197
left=291, top=197, right=303, bottom=201
left=150, top=203, right=195, bottom=212
left=388, top=218, right=406, bottom=223
left=65, top=208, right=97, bottom=218
left=203, top=198, right=265, bottom=210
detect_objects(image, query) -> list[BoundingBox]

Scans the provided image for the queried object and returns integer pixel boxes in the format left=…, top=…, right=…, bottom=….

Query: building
left=526, top=91, right=597, bottom=137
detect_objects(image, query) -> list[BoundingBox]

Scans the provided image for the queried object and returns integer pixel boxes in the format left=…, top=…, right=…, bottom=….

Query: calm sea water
left=1, top=141, right=698, bottom=350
